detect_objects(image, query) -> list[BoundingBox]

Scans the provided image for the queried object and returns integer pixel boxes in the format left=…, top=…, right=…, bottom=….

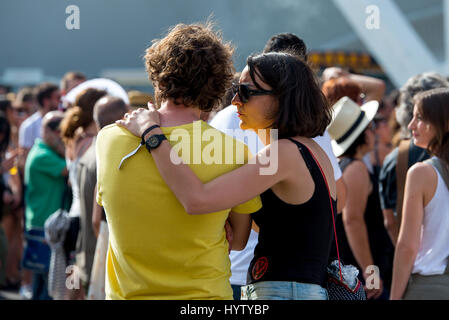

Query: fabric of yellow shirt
left=96, top=120, right=262, bottom=300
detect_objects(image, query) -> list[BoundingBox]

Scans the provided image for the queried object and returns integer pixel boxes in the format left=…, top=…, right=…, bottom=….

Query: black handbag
left=305, top=144, right=367, bottom=300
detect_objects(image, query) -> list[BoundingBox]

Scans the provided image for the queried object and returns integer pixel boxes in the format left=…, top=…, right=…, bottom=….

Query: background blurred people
left=328, top=97, right=394, bottom=300
left=59, top=88, right=107, bottom=299
left=18, top=83, right=60, bottom=175
left=60, top=72, right=86, bottom=98
left=0, top=111, right=13, bottom=289
left=321, top=71, right=388, bottom=176
left=83, top=96, right=128, bottom=300
left=321, top=66, right=386, bottom=103
left=23, top=111, right=68, bottom=300
left=0, top=97, right=21, bottom=291
left=391, top=88, right=449, bottom=300
left=379, top=73, right=449, bottom=246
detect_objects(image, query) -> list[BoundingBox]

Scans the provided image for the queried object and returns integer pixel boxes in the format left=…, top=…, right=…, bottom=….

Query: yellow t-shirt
left=96, top=120, right=262, bottom=300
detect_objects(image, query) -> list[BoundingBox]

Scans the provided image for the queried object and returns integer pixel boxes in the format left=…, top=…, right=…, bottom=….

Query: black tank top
left=331, top=157, right=394, bottom=288
left=248, top=138, right=335, bottom=287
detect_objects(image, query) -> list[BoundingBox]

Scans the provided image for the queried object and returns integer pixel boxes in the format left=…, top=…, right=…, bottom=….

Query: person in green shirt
left=24, top=110, right=68, bottom=300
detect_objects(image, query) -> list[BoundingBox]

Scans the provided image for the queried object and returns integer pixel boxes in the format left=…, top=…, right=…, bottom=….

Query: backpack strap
left=424, top=157, right=449, bottom=193
left=396, top=139, right=411, bottom=225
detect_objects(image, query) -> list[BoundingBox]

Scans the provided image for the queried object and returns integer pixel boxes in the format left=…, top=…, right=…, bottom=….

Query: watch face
left=148, top=135, right=160, bottom=148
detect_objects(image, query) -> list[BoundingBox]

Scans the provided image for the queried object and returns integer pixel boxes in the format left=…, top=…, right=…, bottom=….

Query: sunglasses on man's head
left=47, top=119, right=61, bottom=131
left=231, top=83, right=273, bottom=103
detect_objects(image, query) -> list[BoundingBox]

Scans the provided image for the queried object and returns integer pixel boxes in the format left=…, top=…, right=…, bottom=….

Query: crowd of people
left=0, top=21, right=448, bottom=300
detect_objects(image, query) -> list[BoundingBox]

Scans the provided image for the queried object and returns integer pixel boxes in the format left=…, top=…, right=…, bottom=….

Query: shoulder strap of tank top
left=286, top=138, right=322, bottom=178
left=339, top=157, right=357, bottom=172
left=286, top=138, right=344, bottom=281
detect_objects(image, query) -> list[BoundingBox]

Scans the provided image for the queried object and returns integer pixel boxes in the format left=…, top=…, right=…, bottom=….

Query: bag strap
left=297, top=142, right=343, bottom=281
left=424, top=158, right=449, bottom=191
left=396, top=139, right=411, bottom=224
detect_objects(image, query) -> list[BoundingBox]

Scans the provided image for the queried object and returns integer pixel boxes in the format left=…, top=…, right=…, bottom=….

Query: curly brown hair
left=144, top=22, right=234, bottom=112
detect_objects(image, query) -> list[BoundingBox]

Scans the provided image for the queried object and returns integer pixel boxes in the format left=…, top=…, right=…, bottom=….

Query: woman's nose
left=408, top=118, right=415, bottom=131
left=231, top=92, right=242, bottom=107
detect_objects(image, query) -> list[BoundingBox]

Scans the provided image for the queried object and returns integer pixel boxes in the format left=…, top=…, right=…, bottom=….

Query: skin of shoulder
left=342, top=159, right=371, bottom=219
left=343, top=159, right=370, bottom=188
left=405, top=161, right=437, bottom=207
left=275, top=138, right=337, bottom=200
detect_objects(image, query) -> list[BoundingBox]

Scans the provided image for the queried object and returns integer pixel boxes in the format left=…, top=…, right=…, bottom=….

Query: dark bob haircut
left=247, top=52, right=331, bottom=139
left=144, top=22, right=234, bottom=112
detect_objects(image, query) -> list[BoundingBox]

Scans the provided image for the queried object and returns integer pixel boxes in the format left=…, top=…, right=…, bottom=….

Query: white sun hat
left=327, top=96, right=379, bottom=157
left=62, top=78, right=129, bottom=106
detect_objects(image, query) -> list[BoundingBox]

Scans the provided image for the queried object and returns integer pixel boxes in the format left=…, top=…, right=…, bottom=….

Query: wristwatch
left=145, top=134, right=167, bottom=152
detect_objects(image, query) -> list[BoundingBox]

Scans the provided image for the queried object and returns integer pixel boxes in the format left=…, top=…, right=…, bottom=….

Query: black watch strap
left=145, top=134, right=167, bottom=152
left=141, top=125, right=160, bottom=144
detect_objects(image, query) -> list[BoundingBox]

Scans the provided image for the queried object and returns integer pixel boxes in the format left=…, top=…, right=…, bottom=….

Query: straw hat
left=327, top=96, right=379, bottom=157
left=128, top=90, right=154, bottom=108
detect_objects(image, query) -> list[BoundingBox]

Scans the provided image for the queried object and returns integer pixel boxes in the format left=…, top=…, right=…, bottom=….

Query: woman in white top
left=390, top=87, right=449, bottom=300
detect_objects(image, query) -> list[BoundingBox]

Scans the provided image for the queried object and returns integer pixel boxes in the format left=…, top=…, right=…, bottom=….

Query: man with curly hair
left=95, top=23, right=261, bottom=300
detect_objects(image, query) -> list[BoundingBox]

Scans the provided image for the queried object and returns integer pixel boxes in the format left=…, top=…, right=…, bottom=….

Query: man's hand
left=225, top=219, right=233, bottom=253
left=116, top=102, right=161, bottom=138
left=321, top=67, right=349, bottom=81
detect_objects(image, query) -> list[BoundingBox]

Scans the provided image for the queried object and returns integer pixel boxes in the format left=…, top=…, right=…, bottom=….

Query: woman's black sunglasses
left=232, top=83, right=273, bottom=103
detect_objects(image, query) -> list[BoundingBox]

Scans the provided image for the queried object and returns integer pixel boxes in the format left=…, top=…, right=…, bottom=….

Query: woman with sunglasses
left=117, top=51, right=336, bottom=300
left=390, top=88, right=449, bottom=300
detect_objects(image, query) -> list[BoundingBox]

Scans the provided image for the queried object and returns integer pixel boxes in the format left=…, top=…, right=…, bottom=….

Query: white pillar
left=332, top=0, right=442, bottom=87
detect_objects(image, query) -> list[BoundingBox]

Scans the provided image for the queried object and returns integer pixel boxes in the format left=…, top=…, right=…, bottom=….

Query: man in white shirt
left=209, top=33, right=347, bottom=299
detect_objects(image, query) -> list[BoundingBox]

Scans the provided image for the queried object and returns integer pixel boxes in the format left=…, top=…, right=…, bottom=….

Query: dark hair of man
left=94, top=96, right=128, bottom=129
left=34, top=82, right=59, bottom=108
left=414, top=88, right=449, bottom=167
left=144, top=22, right=235, bottom=112
left=340, top=129, right=369, bottom=158
left=0, top=111, right=11, bottom=154
left=263, top=33, right=307, bottom=60
left=247, top=52, right=331, bottom=139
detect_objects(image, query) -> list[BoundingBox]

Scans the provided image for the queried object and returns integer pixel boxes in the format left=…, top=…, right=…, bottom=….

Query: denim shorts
left=241, top=281, right=328, bottom=300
